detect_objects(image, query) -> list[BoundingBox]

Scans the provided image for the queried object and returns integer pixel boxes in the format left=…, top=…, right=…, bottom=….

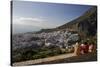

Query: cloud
left=19, top=17, right=44, bottom=22
left=13, top=17, right=58, bottom=28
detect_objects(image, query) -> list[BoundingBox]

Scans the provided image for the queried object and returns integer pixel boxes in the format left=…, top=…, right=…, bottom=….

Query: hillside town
left=12, top=30, right=79, bottom=51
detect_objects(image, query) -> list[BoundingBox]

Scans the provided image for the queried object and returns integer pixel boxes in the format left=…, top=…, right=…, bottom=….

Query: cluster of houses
left=12, top=30, right=80, bottom=52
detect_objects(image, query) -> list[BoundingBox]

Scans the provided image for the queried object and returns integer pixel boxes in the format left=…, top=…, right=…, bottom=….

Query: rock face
left=34, top=7, right=97, bottom=39
left=56, top=7, right=97, bottom=37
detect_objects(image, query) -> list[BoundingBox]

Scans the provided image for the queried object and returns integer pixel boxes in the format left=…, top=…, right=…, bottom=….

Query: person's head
left=84, top=42, right=88, bottom=45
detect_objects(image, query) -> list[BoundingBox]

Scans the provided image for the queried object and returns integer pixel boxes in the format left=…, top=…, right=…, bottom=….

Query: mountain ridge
left=37, top=6, right=97, bottom=38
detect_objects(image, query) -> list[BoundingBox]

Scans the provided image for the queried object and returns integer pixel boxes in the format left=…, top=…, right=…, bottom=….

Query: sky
left=12, top=1, right=93, bottom=34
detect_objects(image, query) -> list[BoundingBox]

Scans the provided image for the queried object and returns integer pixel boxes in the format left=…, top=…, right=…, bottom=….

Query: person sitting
left=88, top=43, right=96, bottom=53
left=80, top=42, right=89, bottom=54
left=80, top=43, right=85, bottom=54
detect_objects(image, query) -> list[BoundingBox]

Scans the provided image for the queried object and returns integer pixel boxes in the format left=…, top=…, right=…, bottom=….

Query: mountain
left=37, top=6, right=97, bottom=38
left=56, top=6, right=97, bottom=38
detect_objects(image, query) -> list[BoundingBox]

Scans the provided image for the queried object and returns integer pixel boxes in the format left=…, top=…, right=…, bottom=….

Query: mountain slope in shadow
left=37, top=6, right=97, bottom=38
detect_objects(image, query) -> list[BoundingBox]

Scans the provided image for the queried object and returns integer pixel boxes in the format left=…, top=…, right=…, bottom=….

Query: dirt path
left=13, top=53, right=76, bottom=66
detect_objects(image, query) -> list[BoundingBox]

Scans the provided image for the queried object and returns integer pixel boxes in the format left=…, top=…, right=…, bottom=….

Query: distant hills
left=37, top=6, right=97, bottom=38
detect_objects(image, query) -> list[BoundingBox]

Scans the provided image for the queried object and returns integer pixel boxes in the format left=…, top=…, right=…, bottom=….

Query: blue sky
left=12, top=1, right=92, bottom=33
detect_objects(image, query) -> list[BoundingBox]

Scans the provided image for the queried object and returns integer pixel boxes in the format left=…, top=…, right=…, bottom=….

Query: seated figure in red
left=80, top=42, right=89, bottom=54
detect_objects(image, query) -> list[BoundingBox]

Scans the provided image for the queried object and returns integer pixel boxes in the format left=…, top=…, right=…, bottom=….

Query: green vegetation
left=12, top=47, right=72, bottom=63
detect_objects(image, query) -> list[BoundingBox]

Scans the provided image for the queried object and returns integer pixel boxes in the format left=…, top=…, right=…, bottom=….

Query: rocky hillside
left=37, top=6, right=97, bottom=38
left=56, top=6, right=97, bottom=37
